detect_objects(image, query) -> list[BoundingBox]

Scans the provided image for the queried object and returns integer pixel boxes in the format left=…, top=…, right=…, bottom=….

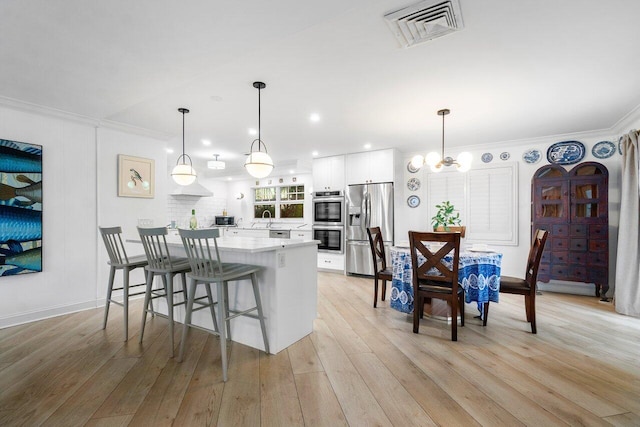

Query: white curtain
left=615, top=130, right=640, bottom=316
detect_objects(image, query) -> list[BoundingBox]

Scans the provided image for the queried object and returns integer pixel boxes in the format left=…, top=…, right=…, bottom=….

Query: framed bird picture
left=118, top=154, right=154, bottom=198
left=0, top=138, right=43, bottom=276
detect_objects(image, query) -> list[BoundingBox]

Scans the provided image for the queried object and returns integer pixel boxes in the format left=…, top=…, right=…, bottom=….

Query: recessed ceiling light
left=289, top=170, right=295, bottom=174
left=310, top=113, right=321, bottom=122
left=166, top=148, right=174, bottom=154
left=227, top=177, right=233, bottom=181
left=312, top=151, right=319, bottom=156
left=248, top=128, right=257, bottom=136
left=364, top=143, right=372, bottom=149
left=202, top=139, right=211, bottom=146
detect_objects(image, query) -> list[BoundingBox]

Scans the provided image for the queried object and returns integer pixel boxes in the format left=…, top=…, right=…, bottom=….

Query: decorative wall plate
left=406, top=177, right=421, bottom=191
left=546, top=141, right=586, bottom=165
left=522, top=149, right=541, bottom=164
left=618, top=136, right=623, bottom=155
left=500, top=152, right=510, bottom=161
left=481, top=153, right=493, bottom=163
left=407, top=161, right=420, bottom=173
left=407, top=195, right=420, bottom=208
left=592, top=141, right=616, bottom=159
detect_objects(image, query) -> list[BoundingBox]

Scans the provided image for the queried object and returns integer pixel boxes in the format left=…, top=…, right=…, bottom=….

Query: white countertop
left=129, top=233, right=319, bottom=254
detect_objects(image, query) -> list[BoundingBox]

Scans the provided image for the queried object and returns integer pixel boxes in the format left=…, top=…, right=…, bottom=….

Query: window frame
left=253, top=184, right=305, bottom=220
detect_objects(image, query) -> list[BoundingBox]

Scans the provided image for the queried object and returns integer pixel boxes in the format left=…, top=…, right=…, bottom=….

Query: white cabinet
left=225, top=228, right=270, bottom=238
left=346, top=149, right=395, bottom=184
left=313, top=155, right=345, bottom=191
left=291, top=230, right=312, bottom=240
left=317, top=253, right=345, bottom=271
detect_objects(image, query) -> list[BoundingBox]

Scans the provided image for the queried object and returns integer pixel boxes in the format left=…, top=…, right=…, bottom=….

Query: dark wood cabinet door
left=531, top=162, right=609, bottom=296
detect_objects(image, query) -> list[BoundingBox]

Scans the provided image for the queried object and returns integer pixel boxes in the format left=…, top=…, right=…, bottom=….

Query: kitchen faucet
left=262, top=210, right=272, bottom=228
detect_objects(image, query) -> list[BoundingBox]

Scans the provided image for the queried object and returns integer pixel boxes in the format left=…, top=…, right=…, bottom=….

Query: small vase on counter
left=189, top=209, right=198, bottom=230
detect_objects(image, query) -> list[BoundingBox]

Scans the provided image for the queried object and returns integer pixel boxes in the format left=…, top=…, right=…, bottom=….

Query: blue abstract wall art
left=0, top=139, right=42, bottom=276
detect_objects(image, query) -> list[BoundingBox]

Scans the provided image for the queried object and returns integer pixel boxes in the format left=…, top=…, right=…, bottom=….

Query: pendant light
left=208, top=154, right=226, bottom=170
left=411, top=109, right=472, bottom=173
left=245, top=81, right=274, bottom=179
left=171, top=108, right=197, bottom=185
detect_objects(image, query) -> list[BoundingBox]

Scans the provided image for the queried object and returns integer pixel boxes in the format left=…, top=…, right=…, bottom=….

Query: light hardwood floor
left=1, top=272, right=640, bottom=426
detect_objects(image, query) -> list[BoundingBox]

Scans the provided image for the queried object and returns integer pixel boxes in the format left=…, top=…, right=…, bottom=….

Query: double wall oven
left=312, top=191, right=344, bottom=253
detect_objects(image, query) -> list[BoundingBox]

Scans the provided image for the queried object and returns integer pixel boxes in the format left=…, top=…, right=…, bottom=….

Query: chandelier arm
left=441, top=110, right=445, bottom=160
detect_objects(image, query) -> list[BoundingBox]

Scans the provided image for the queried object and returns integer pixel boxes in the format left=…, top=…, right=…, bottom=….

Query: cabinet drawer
left=538, top=264, right=551, bottom=282
left=552, top=238, right=569, bottom=251
left=551, top=224, right=569, bottom=237
left=541, top=250, right=551, bottom=264
left=587, top=252, right=607, bottom=265
left=588, top=267, right=608, bottom=284
left=568, top=252, right=588, bottom=264
left=569, top=224, right=587, bottom=237
left=317, top=253, right=345, bottom=271
left=570, top=238, right=588, bottom=251
left=589, top=240, right=607, bottom=252
left=569, top=266, right=588, bottom=281
left=590, top=224, right=607, bottom=238
left=551, top=264, right=570, bottom=277
left=551, top=251, right=569, bottom=264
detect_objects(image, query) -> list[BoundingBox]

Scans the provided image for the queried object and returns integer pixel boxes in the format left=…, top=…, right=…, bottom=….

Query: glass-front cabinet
left=532, top=162, right=609, bottom=298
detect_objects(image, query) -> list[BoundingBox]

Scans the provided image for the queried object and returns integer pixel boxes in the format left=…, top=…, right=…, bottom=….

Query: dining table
left=390, top=245, right=503, bottom=317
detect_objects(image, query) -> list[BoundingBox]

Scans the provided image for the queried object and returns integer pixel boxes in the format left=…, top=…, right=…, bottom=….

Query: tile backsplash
left=167, top=195, right=227, bottom=228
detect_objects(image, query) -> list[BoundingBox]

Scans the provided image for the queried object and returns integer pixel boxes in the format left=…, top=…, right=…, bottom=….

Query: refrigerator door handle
left=364, top=192, right=371, bottom=229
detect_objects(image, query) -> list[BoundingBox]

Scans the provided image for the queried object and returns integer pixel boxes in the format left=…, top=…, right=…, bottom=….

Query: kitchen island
left=129, top=232, right=319, bottom=354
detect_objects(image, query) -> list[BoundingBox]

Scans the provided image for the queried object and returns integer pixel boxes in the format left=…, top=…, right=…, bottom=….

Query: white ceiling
left=2, top=0, right=640, bottom=178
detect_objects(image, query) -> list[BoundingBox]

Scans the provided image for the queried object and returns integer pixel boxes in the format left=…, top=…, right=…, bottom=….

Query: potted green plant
left=431, top=201, right=465, bottom=236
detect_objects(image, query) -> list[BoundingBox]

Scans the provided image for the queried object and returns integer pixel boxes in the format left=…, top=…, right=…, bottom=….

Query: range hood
left=170, top=181, right=213, bottom=197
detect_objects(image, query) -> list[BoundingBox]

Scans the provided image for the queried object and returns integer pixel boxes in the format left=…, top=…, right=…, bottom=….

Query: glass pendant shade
left=208, top=154, right=226, bottom=170
left=245, top=148, right=274, bottom=178
left=172, top=107, right=197, bottom=185
left=171, top=163, right=197, bottom=185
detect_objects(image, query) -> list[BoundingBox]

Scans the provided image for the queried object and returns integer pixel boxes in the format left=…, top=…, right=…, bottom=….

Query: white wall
left=0, top=104, right=170, bottom=328
left=399, top=130, right=624, bottom=296
left=0, top=105, right=97, bottom=326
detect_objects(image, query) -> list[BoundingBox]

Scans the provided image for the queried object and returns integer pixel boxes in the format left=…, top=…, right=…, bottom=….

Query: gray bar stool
left=178, top=228, right=269, bottom=382
left=137, top=226, right=190, bottom=357
left=99, top=226, right=149, bottom=341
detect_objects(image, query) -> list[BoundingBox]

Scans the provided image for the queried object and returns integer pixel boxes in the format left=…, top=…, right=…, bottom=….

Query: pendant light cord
left=182, top=110, right=186, bottom=163
left=258, top=85, right=262, bottom=151
left=441, top=111, right=445, bottom=159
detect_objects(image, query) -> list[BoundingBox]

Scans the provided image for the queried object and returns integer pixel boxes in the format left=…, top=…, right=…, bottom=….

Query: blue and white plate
left=481, top=153, right=493, bottom=163
left=522, top=149, right=541, bottom=164
left=592, top=141, right=616, bottom=159
left=407, top=195, right=420, bottom=208
left=618, top=136, right=623, bottom=155
left=407, top=178, right=421, bottom=191
left=547, top=141, right=585, bottom=165
left=407, top=161, right=420, bottom=173
left=500, top=152, right=510, bottom=161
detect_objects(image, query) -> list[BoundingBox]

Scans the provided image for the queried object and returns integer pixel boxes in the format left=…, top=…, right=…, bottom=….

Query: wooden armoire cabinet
left=531, top=162, right=609, bottom=297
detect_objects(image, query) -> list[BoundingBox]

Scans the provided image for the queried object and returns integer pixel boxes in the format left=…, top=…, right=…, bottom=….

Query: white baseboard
left=0, top=300, right=99, bottom=329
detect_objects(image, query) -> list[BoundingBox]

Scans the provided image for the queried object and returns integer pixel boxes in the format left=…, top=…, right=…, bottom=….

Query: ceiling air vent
left=384, top=0, right=464, bottom=48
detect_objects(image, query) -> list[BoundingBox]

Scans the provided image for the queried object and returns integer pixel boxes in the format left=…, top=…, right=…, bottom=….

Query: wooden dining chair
left=367, top=227, right=393, bottom=307
left=484, top=229, right=549, bottom=333
left=408, top=231, right=464, bottom=341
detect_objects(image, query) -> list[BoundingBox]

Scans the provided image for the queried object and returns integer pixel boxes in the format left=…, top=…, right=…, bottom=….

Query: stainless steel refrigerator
left=346, top=182, right=394, bottom=275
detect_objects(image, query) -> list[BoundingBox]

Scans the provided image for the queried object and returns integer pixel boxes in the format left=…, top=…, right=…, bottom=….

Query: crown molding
left=0, top=95, right=171, bottom=140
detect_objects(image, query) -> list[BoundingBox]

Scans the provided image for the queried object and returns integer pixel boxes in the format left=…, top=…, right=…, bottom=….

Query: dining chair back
left=178, top=227, right=269, bottom=382
left=485, top=229, right=549, bottom=333
left=99, top=226, right=149, bottom=341
left=367, top=227, right=393, bottom=307
left=409, top=231, right=464, bottom=341
left=137, top=226, right=190, bottom=357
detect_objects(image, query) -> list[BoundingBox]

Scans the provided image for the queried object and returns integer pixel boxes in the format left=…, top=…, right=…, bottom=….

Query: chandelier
left=411, top=108, right=472, bottom=173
